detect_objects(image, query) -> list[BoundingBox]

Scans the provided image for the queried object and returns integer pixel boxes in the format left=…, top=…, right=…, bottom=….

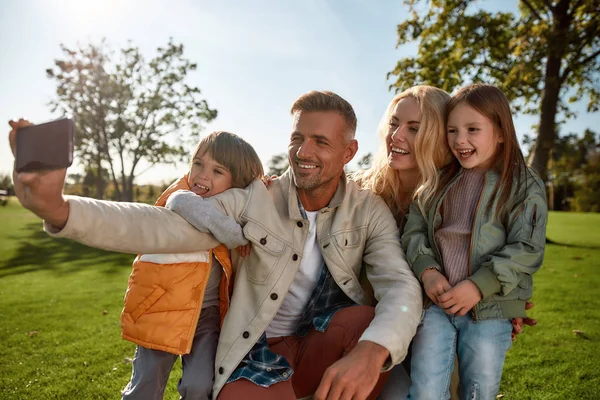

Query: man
left=10, top=91, right=422, bottom=399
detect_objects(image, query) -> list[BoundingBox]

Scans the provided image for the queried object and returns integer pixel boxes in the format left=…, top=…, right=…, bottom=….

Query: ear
left=343, top=139, right=359, bottom=164
left=495, top=127, right=504, bottom=143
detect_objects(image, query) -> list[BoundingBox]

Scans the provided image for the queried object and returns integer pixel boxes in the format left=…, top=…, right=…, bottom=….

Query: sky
left=0, top=0, right=597, bottom=185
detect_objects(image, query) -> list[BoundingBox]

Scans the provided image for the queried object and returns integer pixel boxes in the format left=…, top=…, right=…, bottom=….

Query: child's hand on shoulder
left=438, top=280, right=482, bottom=316
left=260, top=175, right=278, bottom=188
left=421, top=268, right=452, bottom=305
left=235, top=243, right=252, bottom=257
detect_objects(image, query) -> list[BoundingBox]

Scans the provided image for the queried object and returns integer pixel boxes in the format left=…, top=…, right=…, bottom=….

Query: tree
left=0, top=173, right=14, bottom=195
left=267, top=153, right=289, bottom=176
left=46, top=39, right=217, bottom=201
left=356, top=153, right=373, bottom=170
left=550, top=129, right=600, bottom=211
left=389, top=0, right=600, bottom=181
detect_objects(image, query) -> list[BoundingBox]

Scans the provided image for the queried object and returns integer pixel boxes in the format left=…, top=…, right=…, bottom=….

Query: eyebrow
left=390, top=115, right=420, bottom=124
left=291, top=131, right=331, bottom=143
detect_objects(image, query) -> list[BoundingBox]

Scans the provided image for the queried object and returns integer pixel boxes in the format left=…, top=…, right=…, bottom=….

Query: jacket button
left=260, top=237, right=267, bottom=245
left=243, top=331, right=250, bottom=338
left=218, top=367, right=224, bottom=374
left=270, top=293, right=278, bottom=300
left=297, top=221, right=303, bottom=228
left=292, top=254, right=298, bottom=261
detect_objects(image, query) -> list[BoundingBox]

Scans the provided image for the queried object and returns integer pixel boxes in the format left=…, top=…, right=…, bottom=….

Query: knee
left=179, top=377, right=213, bottom=400
left=331, top=305, right=375, bottom=332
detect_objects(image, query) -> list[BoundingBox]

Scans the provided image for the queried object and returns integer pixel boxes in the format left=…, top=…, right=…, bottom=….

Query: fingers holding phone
left=9, top=118, right=72, bottom=229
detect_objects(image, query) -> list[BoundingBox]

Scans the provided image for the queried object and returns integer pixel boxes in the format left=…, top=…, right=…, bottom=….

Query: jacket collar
left=279, top=168, right=347, bottom=221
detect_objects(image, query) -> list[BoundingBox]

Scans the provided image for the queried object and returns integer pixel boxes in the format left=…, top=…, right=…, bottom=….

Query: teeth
left=458, top=149, right=474, bottom=155
left=298, top=163, right=317, bottom=169
left=195, top=184, right=209, bottom=190
left=391, top=147, right=409, bottom=154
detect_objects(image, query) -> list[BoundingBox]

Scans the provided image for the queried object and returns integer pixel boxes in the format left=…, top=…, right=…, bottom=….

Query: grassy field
left=1, top=198, right=599, bottom=399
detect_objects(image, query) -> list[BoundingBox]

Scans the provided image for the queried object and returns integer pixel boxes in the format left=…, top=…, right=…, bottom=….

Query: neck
left=397, top=168, right=421, bottom=194
left=297, top=177, right=340, bottom=212
left=396, top=168, right=421, bottom=210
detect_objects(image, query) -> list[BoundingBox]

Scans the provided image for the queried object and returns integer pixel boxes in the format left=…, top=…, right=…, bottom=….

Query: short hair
left=290, top=90, right=357, bottom=140
left=191, top=131, right=264, bottom=188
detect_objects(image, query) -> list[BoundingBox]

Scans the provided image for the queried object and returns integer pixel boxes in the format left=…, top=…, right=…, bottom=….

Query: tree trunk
left=94, top=155, right=104, bottom=200
left=529, top=1, right=571, bottom=189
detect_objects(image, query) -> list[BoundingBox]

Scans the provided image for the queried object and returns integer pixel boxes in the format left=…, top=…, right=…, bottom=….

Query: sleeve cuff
left=468, top=267, right=501, bottom=299
left=412, top=254, right=441, bottom=282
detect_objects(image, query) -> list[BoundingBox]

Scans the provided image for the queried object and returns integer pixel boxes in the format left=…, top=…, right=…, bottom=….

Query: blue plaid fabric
left=226, top=264, right=355, bottom=387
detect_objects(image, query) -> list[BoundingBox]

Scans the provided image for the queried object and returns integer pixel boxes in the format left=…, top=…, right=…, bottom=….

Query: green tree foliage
left=0, top=173, right=14, bottom=195
left=46, top=39, right=217, bottom=201
left=267, top=153, right=289, bottom=176
left=389, top=0, right=600, bottom=181
left=549, top=129, right=600, bottom=211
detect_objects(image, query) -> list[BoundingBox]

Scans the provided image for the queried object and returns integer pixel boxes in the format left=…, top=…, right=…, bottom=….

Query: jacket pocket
left=243, top=222, right=286, bottom=284
left=130, top=286, right=167, bottom=322
left=517, top=201, right=546, bottom=248
left=333, top=229, right=363, bottom=248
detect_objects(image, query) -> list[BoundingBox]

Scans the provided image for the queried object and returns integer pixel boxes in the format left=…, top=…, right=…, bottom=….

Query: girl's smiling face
left=447, top=102, right=502, bottom=169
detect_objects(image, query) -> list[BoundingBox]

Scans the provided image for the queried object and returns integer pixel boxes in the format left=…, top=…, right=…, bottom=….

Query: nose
left=296, top=139, right=315, bottom=160
left=454, top=129, right=467, bottom=145
left=391, top=125, right=407, bottom=142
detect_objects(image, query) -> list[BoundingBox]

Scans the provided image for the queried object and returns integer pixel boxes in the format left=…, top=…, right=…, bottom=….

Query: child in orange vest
left=121, top=131, right=263, bottom=400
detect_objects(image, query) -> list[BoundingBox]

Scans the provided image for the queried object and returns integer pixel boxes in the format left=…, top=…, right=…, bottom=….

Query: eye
left=214, top=169, right=223, bottom=175
left=409, top=126, right=419, bottom=134
left=388, top=121, right=398, bottom=130
left=193, top=160, right=202, bottom=166
left=447, top=128, right=456, bottom=135
left=468, top=127, right=479, bottom=133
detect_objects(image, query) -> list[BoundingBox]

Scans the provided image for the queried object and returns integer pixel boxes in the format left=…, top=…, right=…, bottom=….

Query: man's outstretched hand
left=314, top=341, right=388, bottom=400
left=9, top=119, right=70, bottom=229
left=512, top=302, right=537, bottom=341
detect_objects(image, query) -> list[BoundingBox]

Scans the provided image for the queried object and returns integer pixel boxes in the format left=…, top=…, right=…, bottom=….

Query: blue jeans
left=407, top=305, right=512, bottom=400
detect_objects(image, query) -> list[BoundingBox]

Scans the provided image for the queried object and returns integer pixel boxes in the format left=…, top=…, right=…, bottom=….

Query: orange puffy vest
left=120, top=175, right=233, bottom=355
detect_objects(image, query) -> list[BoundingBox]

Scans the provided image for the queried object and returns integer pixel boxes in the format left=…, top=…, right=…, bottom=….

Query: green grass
left=0, top=198, right=183, bottom=399
left=1, top=200, right=599, bottom=399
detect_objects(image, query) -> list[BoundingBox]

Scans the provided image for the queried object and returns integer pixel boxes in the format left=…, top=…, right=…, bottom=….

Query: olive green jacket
left=402, top=167, right=547, bottom=320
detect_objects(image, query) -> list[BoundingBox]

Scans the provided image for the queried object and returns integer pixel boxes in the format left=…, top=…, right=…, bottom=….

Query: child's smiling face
left=187, top=151, right=233, bottom=197
left=447, top=102, right=503, bottom=169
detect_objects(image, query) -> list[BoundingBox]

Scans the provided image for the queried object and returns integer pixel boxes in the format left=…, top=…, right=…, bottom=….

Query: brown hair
left=446, top=83, right=529, bottom=221
left=191, top=131, right=264, bottom=188
left=290, top=90, right=357, bottom=140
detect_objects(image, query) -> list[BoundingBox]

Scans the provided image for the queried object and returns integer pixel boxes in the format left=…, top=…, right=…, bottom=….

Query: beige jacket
left=47, top=170, right=422, bottom=396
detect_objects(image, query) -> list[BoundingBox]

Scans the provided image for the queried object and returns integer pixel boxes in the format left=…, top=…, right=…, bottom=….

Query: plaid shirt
left=226, top=264, right=355, bottom=387
left=227, top=199, right=356, bottom=388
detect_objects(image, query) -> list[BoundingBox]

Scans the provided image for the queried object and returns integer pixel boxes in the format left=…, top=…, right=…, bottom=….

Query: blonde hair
left=291, top=90, right=357, bottom=140
left=191, top=131, right=264, bottom=188
left=445, top=83, right=528, bottom=221
left=353, top=85, right=451, bottom=222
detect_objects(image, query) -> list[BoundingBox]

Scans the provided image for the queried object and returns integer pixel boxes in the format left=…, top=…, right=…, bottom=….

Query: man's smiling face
left=288, top=111, right=356, bottom=195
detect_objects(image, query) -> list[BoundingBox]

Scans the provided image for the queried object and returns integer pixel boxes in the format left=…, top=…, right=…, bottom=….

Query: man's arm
left=360, top=195, right=423, bottom=367
left=9, top=119, right=224, bottom=254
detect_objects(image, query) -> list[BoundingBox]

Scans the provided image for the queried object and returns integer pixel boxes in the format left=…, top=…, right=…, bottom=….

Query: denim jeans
left=407, top=305, right=512, bottom=400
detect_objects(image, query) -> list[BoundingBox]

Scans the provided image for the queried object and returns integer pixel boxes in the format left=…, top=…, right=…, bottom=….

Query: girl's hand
left=438, top=280, right=482, bottom=316
left=260, top=174, right=278, bottom=188
left=421, top=268, right=452, bottom=305
left=235, top=243, right=252, bottom=257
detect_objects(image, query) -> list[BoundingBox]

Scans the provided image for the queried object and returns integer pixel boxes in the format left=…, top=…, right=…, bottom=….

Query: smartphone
left=15, top=118, right=75, bottom=173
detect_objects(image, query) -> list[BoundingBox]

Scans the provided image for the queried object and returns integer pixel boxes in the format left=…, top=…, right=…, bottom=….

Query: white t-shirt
left=266, top=211, right=323, bottom=337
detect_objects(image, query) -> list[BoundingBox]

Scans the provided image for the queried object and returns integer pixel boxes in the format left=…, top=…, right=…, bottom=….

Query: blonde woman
left=353, top=85, right=451, bottom=229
